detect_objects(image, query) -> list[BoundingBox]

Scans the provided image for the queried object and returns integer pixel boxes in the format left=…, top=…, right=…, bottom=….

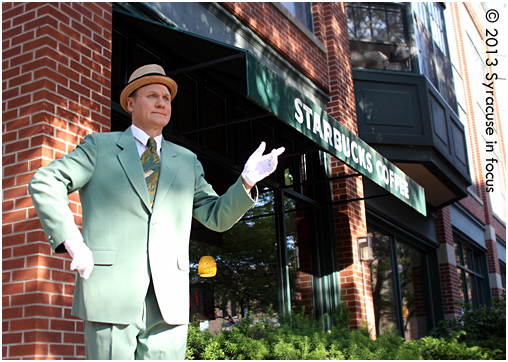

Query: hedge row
left=186, top=296, right=505, bottom=360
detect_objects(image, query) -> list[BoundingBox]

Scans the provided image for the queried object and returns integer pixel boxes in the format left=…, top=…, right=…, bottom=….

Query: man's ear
left=126, top=97, right=135, bottom=113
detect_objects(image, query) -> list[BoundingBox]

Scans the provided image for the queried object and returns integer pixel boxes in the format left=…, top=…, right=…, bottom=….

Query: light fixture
left=198, top=256, right=217, bottom=277
left=357, top=236, right=374, bottom=262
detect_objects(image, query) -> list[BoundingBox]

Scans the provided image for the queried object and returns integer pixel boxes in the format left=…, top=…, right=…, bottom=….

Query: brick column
left=2, top=2, right=112, bottom=359
left=435, top=207, right=462, bottom=318
left=317, top=2, right=373, bottom=331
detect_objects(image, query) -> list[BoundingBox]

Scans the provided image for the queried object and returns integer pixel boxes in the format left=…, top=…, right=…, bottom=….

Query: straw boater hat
left=120, top=64, right=178, bottom=112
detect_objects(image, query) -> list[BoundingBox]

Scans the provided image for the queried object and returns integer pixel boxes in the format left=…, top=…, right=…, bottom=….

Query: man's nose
left=155, top=97, right=165, bottom=107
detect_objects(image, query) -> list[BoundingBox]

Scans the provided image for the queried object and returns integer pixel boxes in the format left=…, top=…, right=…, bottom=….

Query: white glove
left=64, top=238, right=94, bottom=279
left=242, top=142, right=285, bottom=186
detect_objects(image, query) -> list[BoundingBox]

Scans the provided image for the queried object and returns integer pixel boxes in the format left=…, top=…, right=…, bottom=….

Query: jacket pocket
left=177, top=255, right=189, bottom=271
left=91, top=250, right=117, bottom=266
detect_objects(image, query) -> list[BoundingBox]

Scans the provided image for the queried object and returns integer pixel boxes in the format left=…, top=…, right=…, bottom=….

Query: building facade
left=2, top=2, right=505, bottom=359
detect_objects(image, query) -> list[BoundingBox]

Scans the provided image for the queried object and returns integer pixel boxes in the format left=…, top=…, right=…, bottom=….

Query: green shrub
left=430, top=294, right=506, bottom=359
left=406, top=333, right=491, bottom=360
left=186, top=296, right=506, bottom=360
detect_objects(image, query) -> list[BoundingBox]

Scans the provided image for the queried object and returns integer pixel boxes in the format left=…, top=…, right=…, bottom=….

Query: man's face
left=126, top=83, right=172, bottom=135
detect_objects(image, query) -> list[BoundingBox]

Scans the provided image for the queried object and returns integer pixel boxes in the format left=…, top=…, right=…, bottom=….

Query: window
left=346, top=2, right=411, bottom=71
left=500, top=262, right=506, bottom=290
left=369, top=226, right=432, bottom=340
left=281, top=2, right=313, bottom=31
left=413, top=2, right=457, bottom=113
left=415, top=2, right=447, bottom=56
left=454, top=235, right=489, bottom=309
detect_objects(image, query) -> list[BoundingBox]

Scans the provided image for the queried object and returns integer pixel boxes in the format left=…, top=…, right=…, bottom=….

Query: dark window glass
left=500, top=262, right=506, bottom=289
left=281, top=2, right=313, bottom=31
left=413, top=2, right=457, bottom=113
left=371, top=229, right=397, bottom=335
left=454, top=235, right=489, bottom=310
left=346, top=2, right=411, bottom=71
left=397, top=241, right=428, bottom=341
left=369, top=226, right=432, bottom=340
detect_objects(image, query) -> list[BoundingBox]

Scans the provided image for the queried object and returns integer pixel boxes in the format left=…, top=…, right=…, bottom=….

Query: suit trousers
left=84, top=280, right=188, bottom=360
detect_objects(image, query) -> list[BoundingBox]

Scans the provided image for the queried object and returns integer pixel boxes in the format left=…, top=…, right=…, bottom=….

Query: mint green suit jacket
left=28, top=127, right=256, bottom=325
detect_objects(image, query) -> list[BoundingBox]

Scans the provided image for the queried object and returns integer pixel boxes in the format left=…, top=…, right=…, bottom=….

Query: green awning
left=114, top=8, right=427, bottom=216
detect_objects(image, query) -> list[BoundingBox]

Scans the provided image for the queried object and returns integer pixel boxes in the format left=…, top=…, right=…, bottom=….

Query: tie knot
left=147, top=137, right=157, bottom=150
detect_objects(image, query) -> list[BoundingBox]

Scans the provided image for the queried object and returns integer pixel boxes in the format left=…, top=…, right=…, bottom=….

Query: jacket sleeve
left=28, top=134, right=98, bottom=253
left=192, top=157, right=257, bottom=233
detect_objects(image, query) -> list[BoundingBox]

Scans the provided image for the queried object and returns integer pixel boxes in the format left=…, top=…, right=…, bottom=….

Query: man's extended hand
left=64, top=238, right=94, bottom=279
left=242, top=142, right=285, bottom=187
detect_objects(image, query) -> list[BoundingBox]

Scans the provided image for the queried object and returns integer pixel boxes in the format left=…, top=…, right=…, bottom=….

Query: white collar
left=130, top=124, right=162, bottom=153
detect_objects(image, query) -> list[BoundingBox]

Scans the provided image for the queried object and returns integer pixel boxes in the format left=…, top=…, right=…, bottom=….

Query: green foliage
left=406, top=333, right=491, bottom=360
left=186, top=297, right=506, bottom=360
left=429, top=294, right=506, bottom=359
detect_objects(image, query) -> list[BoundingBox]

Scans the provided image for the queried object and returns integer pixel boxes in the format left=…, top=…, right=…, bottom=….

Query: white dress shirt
left=130, top=124, right=162, bottom=158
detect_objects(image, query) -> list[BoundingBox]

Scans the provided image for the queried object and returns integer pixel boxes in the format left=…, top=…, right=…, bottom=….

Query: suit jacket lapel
left=153, top=140, right=180, bottom=211
left=117, top=128, right=152, bottom=212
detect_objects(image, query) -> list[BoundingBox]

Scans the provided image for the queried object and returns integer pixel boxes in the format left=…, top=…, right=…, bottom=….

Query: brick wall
left=435, top=207, right=463, bottom=317
left=448, top=2, right=506, bottom=300
left=220, top=2, right=329, bottom=91
left=2, top=2, right=112, bottom=359
left=319, top=2, right=372, bottom=330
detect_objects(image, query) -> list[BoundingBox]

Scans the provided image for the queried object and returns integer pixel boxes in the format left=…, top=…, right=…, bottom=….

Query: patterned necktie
left=141, top=137, right=160, bottom=208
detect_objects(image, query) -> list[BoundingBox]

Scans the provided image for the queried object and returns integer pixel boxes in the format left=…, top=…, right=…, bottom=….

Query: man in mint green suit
left=28, top=64, right=284, bottom=360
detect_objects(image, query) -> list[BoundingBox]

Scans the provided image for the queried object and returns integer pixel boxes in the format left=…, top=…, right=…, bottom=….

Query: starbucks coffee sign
left=246, top=54, right=426, bottom=216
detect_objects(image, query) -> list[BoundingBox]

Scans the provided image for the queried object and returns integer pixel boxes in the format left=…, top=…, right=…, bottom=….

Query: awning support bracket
left=327, top=193, right=391, bottom=206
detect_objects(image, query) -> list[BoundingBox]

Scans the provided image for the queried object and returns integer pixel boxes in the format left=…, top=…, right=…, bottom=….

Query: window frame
left=366, top=212, right=440, bottom=340
left=453, top=231, right=491, bottom=309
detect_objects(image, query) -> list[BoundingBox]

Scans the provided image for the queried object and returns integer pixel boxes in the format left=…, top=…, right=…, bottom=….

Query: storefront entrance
left=111, top=6, right=340, bottom=326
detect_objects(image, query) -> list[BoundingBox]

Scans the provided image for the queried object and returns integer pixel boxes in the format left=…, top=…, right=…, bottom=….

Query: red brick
left=63, top=332, right=84, bottom=344
left=2, top=3, right=24, bottom=19
left=24, top=330, right=61, bottom=344
left=34, top=46, right=69, bottom=66
left=24, top=280, right=63, bottom=295
left=81, top=76, right=101, bottom=93
left=9, top=72, right=33, bottom=88
left=26, top=255, right=64, bottom=270
left=50, top=318, right=76, bottom=332
left=2, top=282, right=24, bottom=296
left=11, top=9, right=36, bottom=27
left=36, top=24, right=70, bottom=45
left=56, top=106, right=79, bottom=124
left=4, top=117, right=31, bottom=134
left=10, top=317, right=50, bottom=331
left=50, top=343, right=75, bottom=356
left=2, top=200, right=15, bottom=213
left=2, top=86, right=20, bottom=103
left=2, top=258, right=25, bottom=272
left=4, top=138, right=29, bottom=154
left=69, top=80, right=90, bottom=98
left=13, top=218, right=43, bottom=234
left=21, top=78, right=57, bottom=94
left=25, top=305, right=63, bottom=318
left=50, top=269, right=75, bottom=284
left=16, top=172, right=37, bottom=186
left=9, top=343, right=48, bottom=357
left=3, top=163, right=29, bottom=178
left=50, top=294, right=74, bottom=308
left=1, top=331, right=23, bottom=344
left=24, top=14, right=59, bottom=33
left=33, top=68, right=68, bottom=87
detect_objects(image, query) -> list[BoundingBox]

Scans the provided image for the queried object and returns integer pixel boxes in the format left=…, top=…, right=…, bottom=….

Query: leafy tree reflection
left=190, top=188, right=297, bottom=322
